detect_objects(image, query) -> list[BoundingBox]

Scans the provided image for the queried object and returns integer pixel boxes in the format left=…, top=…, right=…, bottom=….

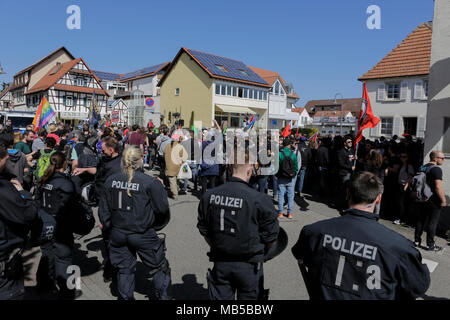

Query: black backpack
left=278, top=150, right=296, bottom=179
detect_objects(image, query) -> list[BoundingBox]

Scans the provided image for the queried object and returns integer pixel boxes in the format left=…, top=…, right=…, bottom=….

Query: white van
left=0, top=111, right=36, bottom=131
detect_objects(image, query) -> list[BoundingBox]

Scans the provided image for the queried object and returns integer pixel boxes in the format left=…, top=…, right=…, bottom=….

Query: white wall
left=130, top=76, right=156, bottom=96
left=366, top=77, right=428, bottom=138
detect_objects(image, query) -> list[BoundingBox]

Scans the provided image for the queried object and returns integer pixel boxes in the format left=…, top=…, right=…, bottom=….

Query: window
left=221, top=85, right=226, bottom=95
left=249, top=89, right=253, bottom=99
left=216, top=65, right=227, bottom=72
left=83, top=78, right=88, bottom=87
left=263, top=91, right=267, bottom=100
left=238, top=87, right=243, bottom=98
left=237, top=69, right=248, bottom=77
left=215, top=84, right=220, bottom=95
left=230, top=113, right=240, bottom=127
left=424, top=81, right=429, bottom=98
left=274, top=81, right=280, bottom=95
left=403, top=117, right=417, bottom=136
left=243, top=88, right=248, bottom=98
left=380, top=117, right=393, bottom=135
left=226, top=85, right=231, bottom=96
left=386, top=83, right=400, bottom=100
left=232, top=86, right=237, bottom=97
left=175, top=88, right=180, bottom=96
left=280, top=86, right=285, bottom=96
left=66, top=96, right=73, bottom=107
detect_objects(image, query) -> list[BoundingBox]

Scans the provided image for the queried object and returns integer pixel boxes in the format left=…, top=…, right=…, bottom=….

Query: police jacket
left=99, top=171, right=170, bottom=234
left=0, top=175, right=39, bottom=261
left=291, top=208, right=430, bottom=300
left=337, top=147, right=355, bottom=176
left=37, top=172, right=75, bottom=220
left=197, top=177, right=279, bottom=263
left=95, top=154, right=122, bottom=198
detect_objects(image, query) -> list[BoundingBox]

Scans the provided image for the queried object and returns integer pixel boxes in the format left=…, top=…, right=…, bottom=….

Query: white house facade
left=359, top=22, right=432, bottom=140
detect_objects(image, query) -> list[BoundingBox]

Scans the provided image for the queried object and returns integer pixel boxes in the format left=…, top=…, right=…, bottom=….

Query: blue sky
left=0, top=0, right=433, bottom=106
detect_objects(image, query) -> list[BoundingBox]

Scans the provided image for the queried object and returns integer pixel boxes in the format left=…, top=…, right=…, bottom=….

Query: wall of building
left=425, top=0, right=450, bottom=209
left=366, top=77, right=428, bottom=138
left=159, top=52, right=213, bottom=127
left=28, top=51, right=73, bottom=91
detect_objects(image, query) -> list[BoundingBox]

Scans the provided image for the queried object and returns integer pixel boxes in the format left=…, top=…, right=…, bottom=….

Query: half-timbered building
left=26, top=58, right=109, bottom=122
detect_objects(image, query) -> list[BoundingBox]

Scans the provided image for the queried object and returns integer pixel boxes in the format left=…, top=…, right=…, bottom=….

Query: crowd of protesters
left=0, top=117, right=446, bottom=300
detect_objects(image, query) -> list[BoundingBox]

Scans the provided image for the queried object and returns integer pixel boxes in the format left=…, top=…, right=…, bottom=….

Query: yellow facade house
left=159, top=48, right=271, bottom=130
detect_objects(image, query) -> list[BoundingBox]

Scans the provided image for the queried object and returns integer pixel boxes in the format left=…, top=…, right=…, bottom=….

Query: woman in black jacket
left=36, top=152, right=80, bottom=299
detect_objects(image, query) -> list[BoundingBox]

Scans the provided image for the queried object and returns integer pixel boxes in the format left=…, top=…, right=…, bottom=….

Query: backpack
left=76, top=143, right=97, bottom=168
left=410, top=164, right=436, bottom=202
left=278, top=150, right=296, bottom=179
left=35, top=149, right=56, bottom=180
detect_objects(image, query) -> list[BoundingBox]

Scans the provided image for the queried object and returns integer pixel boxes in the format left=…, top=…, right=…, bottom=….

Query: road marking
left=422, top=258, right=438, bottom=273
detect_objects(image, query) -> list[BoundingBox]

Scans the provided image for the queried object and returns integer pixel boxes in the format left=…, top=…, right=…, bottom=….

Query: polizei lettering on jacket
left=209, top=194, right=243, bottom=209
left=111, top=180, right=140, bottom=192
left=323, top=234, right=378, bottom=261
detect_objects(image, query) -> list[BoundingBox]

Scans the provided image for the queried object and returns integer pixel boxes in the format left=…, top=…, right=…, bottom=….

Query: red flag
left=355, top=82, right=380, bottom=145
left=309, top=132, right=318, bottom=142
left=281, top=121, right=292, bottom=138
left=106, top=121, right=110, bottom=127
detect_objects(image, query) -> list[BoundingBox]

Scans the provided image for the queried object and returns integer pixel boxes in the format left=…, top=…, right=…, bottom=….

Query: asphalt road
left=22, top=169, right=450, bottom=300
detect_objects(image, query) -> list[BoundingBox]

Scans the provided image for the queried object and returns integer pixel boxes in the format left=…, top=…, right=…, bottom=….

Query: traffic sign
left=111, top=110, right=120, bottom=123
left=146, top=98, right=154, bottom=108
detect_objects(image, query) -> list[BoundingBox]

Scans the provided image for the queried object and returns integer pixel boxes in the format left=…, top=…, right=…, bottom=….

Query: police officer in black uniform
left=99, top=145, right=172, bottom=300
left=292, top=171, right=430, bottom=300
left=93, top=135, right=123, bottom=282
left=197, top=148, right=279, bottom=300
left=0, top=143, right=39, bottom=300
left=35, top=152, right=81, bottom=299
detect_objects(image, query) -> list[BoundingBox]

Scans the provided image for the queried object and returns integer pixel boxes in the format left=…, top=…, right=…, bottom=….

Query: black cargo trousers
left=109, top=227, right=172, bottom=300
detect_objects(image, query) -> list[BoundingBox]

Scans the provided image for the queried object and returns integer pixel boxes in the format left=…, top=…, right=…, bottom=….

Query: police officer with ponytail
left=35, top=152, right=81, bottom=299
left=99, top=145, right=172, bottom=300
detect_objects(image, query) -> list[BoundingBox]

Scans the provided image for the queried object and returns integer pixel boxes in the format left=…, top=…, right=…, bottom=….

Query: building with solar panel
left=94, top=62, right=170, bottom=128
left=248, top=66, right=300, bottom=130
left=158, top=48, right=272, bottom=130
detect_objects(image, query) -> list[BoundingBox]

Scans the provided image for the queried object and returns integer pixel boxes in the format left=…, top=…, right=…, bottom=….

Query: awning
left=215, top=104, right=256, bottom=114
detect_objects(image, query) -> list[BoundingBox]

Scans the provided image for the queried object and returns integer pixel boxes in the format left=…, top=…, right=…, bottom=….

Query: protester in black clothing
left=297, top=137, right=311, bottom=197
left=414, top=151, right=446, bottom=251
left=292, top=171, right=430, bottom=300
left=335, top=136, right=356, bottom=210
left=316, top=138, right=330, bottom=198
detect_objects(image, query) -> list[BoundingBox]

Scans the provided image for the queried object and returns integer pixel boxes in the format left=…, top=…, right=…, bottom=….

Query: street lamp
left=0, top=62, right=5, bottom=75
left=334, top=93, right=344, bottom=135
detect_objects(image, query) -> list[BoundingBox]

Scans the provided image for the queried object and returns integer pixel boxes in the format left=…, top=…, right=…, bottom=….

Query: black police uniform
left=36, top=172, right=78, bottom=298
left=95, top=154, right=122, bottom=278
left=292, top=208, right=430, bottom=300
left=0, top=174, right=39, bottom=300
left=99, top=171, right=172, bottom=300
left=197, top=177, right=279, bottom=300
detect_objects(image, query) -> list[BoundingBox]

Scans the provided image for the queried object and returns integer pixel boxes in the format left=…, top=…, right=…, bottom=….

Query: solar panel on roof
left=93, top=70, right=121, bottom=81
left=121, top=63, right=166, bottom=80
left=187, top=49, right=268, bottom=85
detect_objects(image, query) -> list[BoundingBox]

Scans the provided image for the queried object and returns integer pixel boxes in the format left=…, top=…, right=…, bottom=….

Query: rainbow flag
left=33, top=97, right=55, bottom=130
left=244, top=115, right=258, bottom=132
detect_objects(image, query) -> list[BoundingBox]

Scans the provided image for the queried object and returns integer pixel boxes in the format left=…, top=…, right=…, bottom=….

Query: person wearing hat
left=163, top=133, right=187, bottom=199
left=277, top=138, right=299, bottom=219
left=47, top=124, right=60, bottom=145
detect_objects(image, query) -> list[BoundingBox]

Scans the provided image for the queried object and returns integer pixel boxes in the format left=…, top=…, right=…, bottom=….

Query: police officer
left=0, top=143, right=39, bottom=300
left=91, top=135, right=123, bottom=282
left=99, top=145, right=172, bottom=300
left=292, top=171, right=430, bottom=300
left=197, top=148, right=279, bottom=300
left=35, top=152, right=81, bottom=299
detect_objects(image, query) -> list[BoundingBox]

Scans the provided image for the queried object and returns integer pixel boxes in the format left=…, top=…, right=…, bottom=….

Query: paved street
left=22, top=169, right=450, bottom=300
